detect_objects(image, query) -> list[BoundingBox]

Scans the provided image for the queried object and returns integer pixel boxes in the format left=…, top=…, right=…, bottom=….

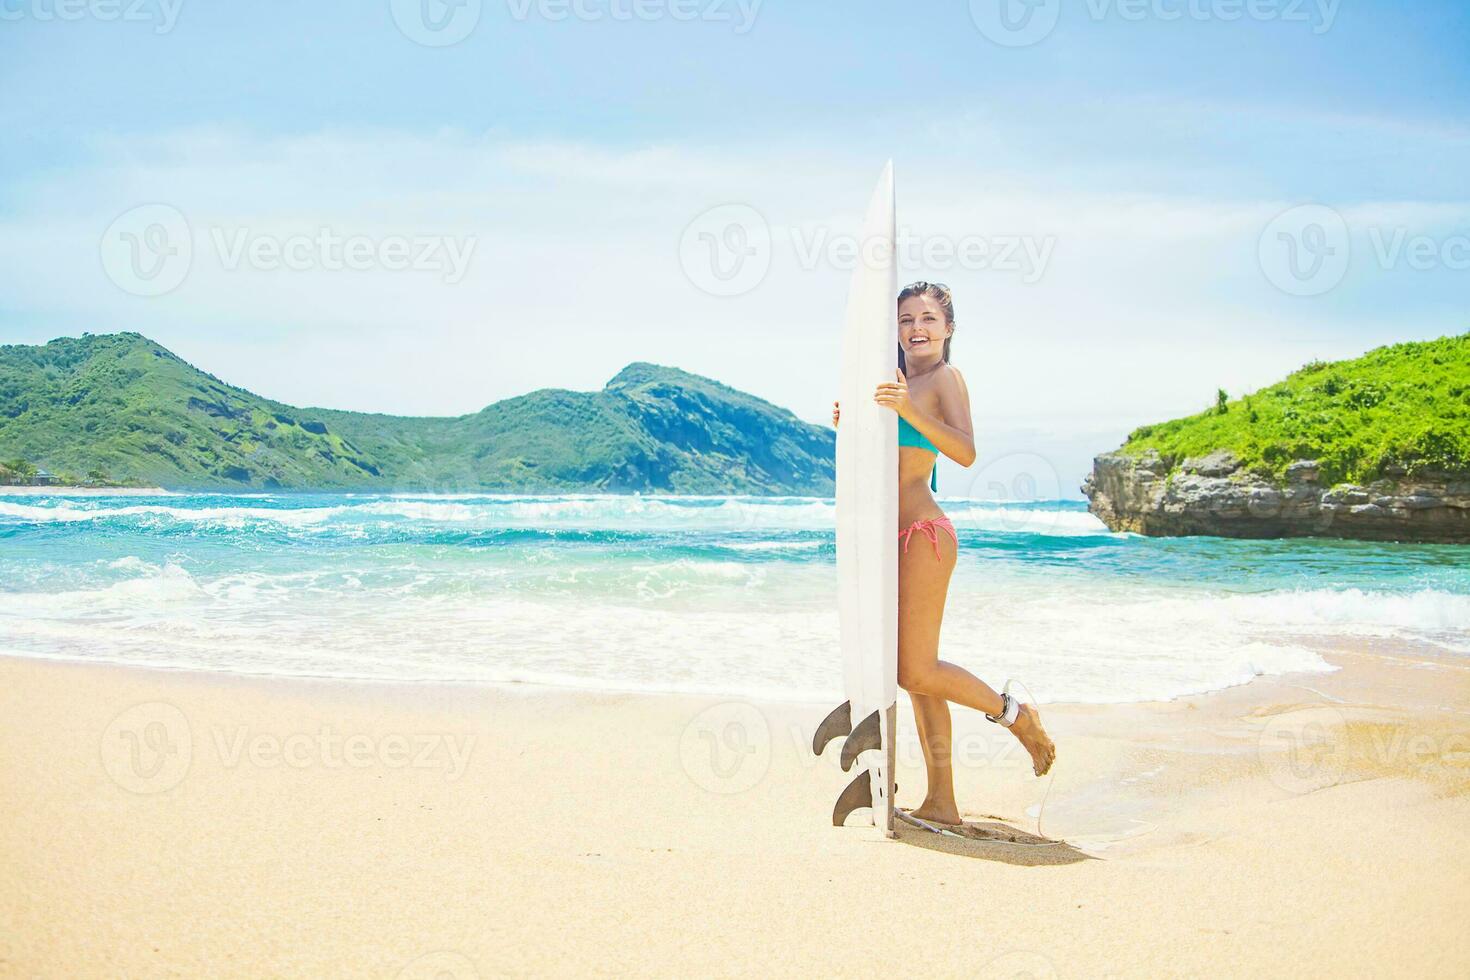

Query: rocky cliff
left=1082, top=449, right=1470, bottom=543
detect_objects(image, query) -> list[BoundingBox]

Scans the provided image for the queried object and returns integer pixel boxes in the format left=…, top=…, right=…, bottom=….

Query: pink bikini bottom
left=899, top=516, right=958, bottom=561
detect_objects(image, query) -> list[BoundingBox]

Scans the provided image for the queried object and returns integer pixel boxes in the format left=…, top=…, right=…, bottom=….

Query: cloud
left=0, top=122, right=1463, bottom=454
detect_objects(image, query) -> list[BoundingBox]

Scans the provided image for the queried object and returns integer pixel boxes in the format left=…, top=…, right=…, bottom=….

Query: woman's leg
left=896, top=520, right=964, bottom=818
left=897, top=520, right=995, bottom=710
left=897, top=520, right=1056, bottom=778
left=908, top=691, right=961, bottom=825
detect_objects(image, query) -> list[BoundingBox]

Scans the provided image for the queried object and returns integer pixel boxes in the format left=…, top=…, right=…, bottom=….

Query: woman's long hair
left=897, top=280, right=954, bottom=374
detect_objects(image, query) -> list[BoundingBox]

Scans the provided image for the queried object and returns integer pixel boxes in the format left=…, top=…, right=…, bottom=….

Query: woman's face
left=898, top=295, right=949, bottom=356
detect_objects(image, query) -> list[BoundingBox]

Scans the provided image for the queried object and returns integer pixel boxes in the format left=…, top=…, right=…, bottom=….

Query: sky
left=2, top=0, right=1467, bottom=498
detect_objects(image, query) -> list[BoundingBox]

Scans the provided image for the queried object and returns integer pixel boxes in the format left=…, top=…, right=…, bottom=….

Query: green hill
left=1117, top=333, right=1470, bottom=486
left=0, top=333, right=835, bottom=494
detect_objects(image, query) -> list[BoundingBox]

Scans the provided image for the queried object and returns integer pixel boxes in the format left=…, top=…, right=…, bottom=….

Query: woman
left=832, top=281, right=1055, bottom=828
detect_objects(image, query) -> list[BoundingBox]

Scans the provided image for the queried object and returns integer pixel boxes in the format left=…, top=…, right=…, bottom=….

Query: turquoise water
left=1, top=492, right=1466, bottom=703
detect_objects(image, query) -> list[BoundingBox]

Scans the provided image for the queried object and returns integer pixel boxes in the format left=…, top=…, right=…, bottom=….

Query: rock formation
left=1082, top=449, right=1470, bottom=543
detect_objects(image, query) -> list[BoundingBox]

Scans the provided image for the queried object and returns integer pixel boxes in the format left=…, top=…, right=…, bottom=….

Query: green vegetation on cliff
left=0, top=333, right=835, bottom=493
left=1119, top=333, right=1470, bottom=486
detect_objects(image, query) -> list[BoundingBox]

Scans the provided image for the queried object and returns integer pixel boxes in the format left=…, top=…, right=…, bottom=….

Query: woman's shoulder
left=911, top=361, right=965, bottom=382
left=923, top=364, right=958, bottom=390
left=910, top=362, right=965, bottom=403
left=932, top=363, right=970, bottom=409
left=936, top=361, right=967, bottom=387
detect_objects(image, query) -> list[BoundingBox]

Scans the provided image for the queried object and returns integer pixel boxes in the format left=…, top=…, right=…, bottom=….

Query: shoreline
left=0, top=639, right=1342, bottom=710
left=0, top=484, right=173, bottom=496
left=0, top=484, right=1100, bottom=502
left=1, top=637, right=1466, bottom=976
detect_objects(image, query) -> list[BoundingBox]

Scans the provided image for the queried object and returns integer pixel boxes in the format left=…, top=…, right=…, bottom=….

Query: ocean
left=2, top=492, right=1466, bottom=704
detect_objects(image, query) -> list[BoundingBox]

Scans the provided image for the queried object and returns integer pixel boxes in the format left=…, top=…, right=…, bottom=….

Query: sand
left=1, top=641, right=1467, bottom=978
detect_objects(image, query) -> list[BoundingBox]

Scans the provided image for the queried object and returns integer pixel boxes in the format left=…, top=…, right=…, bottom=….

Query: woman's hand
left=832, top=400, right=840, bottom=428
left=873, top=368, right=914, bottom=420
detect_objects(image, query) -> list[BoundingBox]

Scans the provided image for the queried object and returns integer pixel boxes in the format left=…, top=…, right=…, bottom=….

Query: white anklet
left=986, top=691, right=1020, bottom=727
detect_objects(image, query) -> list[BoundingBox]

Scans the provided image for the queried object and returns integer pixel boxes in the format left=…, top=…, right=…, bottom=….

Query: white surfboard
left=815, top=161, right=899, bottom=837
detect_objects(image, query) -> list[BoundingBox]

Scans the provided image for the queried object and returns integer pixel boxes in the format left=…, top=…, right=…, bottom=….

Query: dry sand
left=1, top=640, right=1467, bottom=978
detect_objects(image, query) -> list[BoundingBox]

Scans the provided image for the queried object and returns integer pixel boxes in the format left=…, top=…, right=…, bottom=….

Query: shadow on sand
left=890, top=810, right=1092, bottom=867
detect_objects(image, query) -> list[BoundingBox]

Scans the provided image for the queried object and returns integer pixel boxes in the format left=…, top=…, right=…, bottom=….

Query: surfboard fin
left=839, top=710, right=881, bottom=772
left=831, top=769, right=873, bottom=826
left=811, top=700, right=852, bottom=756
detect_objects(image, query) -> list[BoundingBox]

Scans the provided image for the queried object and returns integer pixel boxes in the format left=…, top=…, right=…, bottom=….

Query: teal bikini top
left=897, top=416, right=939, bottom=492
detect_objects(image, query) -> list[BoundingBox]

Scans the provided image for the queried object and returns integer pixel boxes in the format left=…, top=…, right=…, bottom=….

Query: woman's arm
left=876, top=366, right=976, bottom=467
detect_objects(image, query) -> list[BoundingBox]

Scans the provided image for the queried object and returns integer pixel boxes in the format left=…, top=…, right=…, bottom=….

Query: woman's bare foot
left=908, top=800, right=963, bottom=826
left=1008, top=703, right=1056, bottom=776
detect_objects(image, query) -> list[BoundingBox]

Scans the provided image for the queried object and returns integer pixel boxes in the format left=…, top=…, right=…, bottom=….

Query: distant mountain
left=0, top=333, right=835, bottom=494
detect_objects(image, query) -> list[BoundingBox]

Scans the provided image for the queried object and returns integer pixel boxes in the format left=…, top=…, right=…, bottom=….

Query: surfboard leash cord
left=1008, top=677, right=1058, bottom=844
